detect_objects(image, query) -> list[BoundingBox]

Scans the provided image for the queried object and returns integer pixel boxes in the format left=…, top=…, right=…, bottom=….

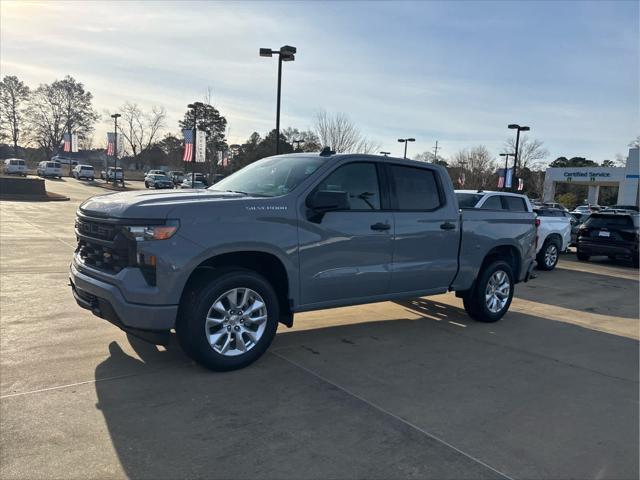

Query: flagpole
left=67, top=121, right=72, bottom=177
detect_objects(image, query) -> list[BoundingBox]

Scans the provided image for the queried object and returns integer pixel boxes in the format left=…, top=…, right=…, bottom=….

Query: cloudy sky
left=1, top=0, right=638, bottom=163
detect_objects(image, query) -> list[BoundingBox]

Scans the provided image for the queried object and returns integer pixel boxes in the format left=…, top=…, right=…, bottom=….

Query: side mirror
left=306, top=190, right=350, bottom=211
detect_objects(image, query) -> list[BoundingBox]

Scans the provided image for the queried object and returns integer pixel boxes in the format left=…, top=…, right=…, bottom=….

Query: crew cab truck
left=70, top=153, right=536, bottom=371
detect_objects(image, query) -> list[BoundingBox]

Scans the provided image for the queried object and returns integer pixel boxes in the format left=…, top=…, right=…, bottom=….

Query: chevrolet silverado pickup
left=70, top=152, right=536, bottom=371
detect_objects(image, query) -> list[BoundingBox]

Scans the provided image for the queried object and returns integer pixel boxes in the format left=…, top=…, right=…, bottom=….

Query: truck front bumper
left=69, top=262, right=177, bottom=332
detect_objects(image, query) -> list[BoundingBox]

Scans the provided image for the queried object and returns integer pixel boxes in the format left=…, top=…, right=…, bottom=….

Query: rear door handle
left=440, top=222, right=456, bottom=230
left=371, top=222, right=391, bottom=231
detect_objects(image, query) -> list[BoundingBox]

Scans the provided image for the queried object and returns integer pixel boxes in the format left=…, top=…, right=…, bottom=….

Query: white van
left=72, top=164, right=95, bottom=181
left=37, top=161, right=63, bottom=178
left=3, top=158, right=28, bottom=176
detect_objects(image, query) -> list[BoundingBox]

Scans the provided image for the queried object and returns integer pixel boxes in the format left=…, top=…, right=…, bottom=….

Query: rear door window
left=390, top=165, right=441, bottom=210
left=501, top=196, right=527, bottom=211
left=456, top=193, right=483, bottom=208
left=480, top=196, right=503, bottom=210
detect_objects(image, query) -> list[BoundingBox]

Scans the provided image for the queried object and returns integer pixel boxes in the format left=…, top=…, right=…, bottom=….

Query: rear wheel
left=177, top=269, right=279, bottom=371
left=576, top=250, right=590, bottom=261
left=536, top=239, right=560, bottom=271
left=462, top=260, right=514, bottom=323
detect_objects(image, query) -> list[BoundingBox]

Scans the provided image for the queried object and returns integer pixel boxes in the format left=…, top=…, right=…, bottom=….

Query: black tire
left=536, top=239, right=560, bottom=271
left=462, top=260, right=514, bottom=323
left=145, top=182, right=149, bottom=188
left=177, top=268, right=280, bottom=371
left=576, top=250, right=590, bottom=261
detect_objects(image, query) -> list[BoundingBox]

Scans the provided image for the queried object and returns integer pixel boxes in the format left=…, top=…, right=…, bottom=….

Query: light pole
left=433, top=140, right=439, bottom=161
left=508, top=124, right=530, bottom=191
left=499, top=152, right=514, bottom=191
left=110, top=113, right=121, bottom=186
left=188, top=102, right=204, bottom=186
left=379, top=151, right=390, bottom=156
left=260, top=45, right=297, bottom=155
left=397, top=138, right=415, bottom=159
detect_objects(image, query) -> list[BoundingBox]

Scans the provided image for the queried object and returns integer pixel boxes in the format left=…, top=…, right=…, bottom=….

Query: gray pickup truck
left=70, top=152, right=536, bottom=370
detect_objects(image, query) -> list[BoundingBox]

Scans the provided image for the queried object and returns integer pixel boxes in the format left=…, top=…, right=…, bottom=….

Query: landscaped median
left=0, top=175, right=69, bottom=201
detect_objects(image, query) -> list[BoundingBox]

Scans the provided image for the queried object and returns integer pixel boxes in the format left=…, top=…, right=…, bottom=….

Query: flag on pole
left=505, top=167, right=513, bottom=188
left=458, top=172, right=465, bottom=186
left=517, top=178, right=524, bottom=191
left=106, top=132, right=115, bottom=156
left=195, top=130, right=206, bottom=163
left=217, top=151, right=230, bottom=167
left=63, top=133, right=71, bottom=153
left=71, top=133, right=79, bottom=153
left=497, top=169, right=505, bottom=189
left=183, top=129, right=194, bottom=162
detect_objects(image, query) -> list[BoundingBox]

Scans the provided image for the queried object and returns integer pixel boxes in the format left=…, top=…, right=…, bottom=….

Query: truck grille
left=75, top=218, right=133, bottom=274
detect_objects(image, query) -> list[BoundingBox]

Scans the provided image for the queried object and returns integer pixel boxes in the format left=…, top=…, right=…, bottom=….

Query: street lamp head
left=280, top=45, right=297, bottom=55
left=281, top=53, right=295, bottom=62
left=259, top=48, right=273, bottom=57
left=111, top=113, right=121, bottom=119
left=521, top=126, right=530, bottom=132
left=508, top=124, right=520, bottom=130
left=407, top=138, right=416, bottom=142
left=398, top=139, right=405, bottom=143
left=380, top=151, right=390, bottom=156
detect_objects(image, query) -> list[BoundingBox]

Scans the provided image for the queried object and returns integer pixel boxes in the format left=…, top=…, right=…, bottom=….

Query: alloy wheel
left=204, top=288, right=268, bottom=356
left=485, top=270, right=510, bottom=314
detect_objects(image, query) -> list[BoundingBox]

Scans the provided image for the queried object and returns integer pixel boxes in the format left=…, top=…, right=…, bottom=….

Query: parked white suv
left=533, top=207, right=572, bottom=270
left=455, top=190, right=533, bottom=211
left=37, top=161, right=63, bottom=178
left=72, top=164, right=95, bottom=181
left=3, top=158, right=28, bottom=176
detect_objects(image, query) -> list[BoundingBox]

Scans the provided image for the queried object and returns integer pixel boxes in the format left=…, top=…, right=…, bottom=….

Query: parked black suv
left=576, top=213, right=639, bottom=267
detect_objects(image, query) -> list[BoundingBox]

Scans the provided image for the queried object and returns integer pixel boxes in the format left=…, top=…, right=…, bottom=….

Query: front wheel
left=462, top=260, right=514, bottom=323
left=177, top=269, right=280, bottom=371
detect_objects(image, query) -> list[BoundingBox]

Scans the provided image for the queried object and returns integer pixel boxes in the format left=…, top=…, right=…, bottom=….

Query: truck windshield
left=210, top=156, right=324, bottom=197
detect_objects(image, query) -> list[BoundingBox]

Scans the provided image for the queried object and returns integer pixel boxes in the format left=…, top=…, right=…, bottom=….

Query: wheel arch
left=480, top=244, right=521, bottom=281
left=179, top=251, right=293, bottom=327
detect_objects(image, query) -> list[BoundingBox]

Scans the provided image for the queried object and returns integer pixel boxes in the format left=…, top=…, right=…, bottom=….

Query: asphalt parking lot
left=1, top=178, right=638, bottom=480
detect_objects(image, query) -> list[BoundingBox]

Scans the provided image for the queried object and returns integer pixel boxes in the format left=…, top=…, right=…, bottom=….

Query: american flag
left=183, top=129, right=194, bottom=162
left=497, top=173, right=505, bottom=189
left=63, top=133, right=71, bottom=153
left=517, top=178, right=524, bottom=191
left=458, top=172, right=465, bottom=187
left=106, top=132, right=115, bottom=156
left=217, top=151, right=230, bottom=167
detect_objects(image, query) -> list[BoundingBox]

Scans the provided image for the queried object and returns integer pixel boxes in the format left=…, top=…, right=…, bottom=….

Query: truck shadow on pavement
left=94, top=301, right=639, bottom=480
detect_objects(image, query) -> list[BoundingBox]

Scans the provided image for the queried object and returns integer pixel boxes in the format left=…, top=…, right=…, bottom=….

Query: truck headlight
left=123, top=220, right=179, bottom=241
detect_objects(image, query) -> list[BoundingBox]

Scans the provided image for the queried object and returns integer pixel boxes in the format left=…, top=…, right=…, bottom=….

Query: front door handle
left=440, top=222, right=456, bottom=230
left=371, top=222, right=391, bottom=231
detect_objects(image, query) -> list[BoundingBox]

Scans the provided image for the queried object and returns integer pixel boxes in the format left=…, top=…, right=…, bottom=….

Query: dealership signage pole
left=111, top=113, right=121, bottom=186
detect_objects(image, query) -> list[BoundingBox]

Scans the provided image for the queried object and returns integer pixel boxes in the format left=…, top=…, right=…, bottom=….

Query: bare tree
left=450, top=145, right=496, bottom=189
left=27, top=76, right=98, bottom=154
left=414, top=151, right=447, bottom=166
left=0, top=75, right=30, bottom=154
left=118, top=102, right=166, bottom=169
left=314, top=111, right=379, bottom=153
left=504, top=135, right=549, bottom=170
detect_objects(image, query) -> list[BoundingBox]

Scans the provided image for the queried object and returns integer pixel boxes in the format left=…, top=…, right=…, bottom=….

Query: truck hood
left=79, top=189, right=247, bottom=219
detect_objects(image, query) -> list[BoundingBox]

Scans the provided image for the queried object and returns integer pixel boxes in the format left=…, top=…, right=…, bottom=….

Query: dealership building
left=543, top=147, right=639, bottom=206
